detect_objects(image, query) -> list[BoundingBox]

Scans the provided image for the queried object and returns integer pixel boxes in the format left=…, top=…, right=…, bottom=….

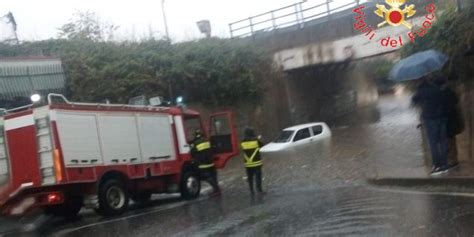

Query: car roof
left=283, top=122, right=327, bottom=131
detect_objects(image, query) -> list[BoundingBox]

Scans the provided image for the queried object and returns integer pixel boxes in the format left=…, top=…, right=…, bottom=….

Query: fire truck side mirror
left=213, top=119, right=222, bottom=135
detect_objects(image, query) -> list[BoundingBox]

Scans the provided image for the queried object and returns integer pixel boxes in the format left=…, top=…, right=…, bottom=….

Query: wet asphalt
left=4, top=94, right=474, bottom=236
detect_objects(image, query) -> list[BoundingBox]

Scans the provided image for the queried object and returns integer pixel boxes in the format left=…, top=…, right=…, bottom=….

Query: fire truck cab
left=0, top=94, right=239, bottom=217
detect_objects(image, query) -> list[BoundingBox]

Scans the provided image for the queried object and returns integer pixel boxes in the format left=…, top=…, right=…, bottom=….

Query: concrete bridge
left=230, top=0, right=466, bottom=70
left=228, top=0, right=464, bottom=127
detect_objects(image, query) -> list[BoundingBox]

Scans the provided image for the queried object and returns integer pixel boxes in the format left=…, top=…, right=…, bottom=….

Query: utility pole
left=456, top=0, right=463, bottom=11
left=161, top=0, right=170, bottom=40
left=160, top=0, right=173, bottom=101
left=168, top=78, right=173, bottom=103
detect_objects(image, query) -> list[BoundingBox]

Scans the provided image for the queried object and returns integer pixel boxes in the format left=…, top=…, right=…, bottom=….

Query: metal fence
left=229, top=0, right=368, bottom=38
left=0, top=62, right=66, bottom=100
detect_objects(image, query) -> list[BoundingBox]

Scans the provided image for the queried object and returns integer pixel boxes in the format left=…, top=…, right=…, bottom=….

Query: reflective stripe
left=241, top=141, right=259, bottom=150
left=199, top=163, right=215, bottom=169
left=243, top=148, right=259, bottom=162
left=241, top=140, right=262, bottom=167
left=245, top=160, right=263, bottom=168
left=5, top=114, right=34, bottom=131
left=196, top=142, right=211, bottom=151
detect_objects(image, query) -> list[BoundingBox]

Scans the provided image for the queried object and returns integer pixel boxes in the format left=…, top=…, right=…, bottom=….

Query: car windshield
left=184, top=116, right=203, bottom=142
left=274, top=130, right=294, bottom=143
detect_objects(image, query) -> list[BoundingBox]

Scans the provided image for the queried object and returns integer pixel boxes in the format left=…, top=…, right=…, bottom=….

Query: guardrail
left=229, top=0, right=367, bottom=38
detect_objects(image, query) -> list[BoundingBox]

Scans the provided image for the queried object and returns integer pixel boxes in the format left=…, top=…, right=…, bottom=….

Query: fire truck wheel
left=180, top=171, right=201, bottom=200
left=97, top=179, right=129, bottom=216
left=46, top=195, right=83, bottom=218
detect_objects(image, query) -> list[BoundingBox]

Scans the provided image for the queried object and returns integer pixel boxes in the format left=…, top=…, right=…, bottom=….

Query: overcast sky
left=0, top=0, right=362, bottom=42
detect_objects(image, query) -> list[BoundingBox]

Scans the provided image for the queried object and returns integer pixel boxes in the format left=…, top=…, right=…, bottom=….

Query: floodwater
left=3, top=94, right=474, bottom=236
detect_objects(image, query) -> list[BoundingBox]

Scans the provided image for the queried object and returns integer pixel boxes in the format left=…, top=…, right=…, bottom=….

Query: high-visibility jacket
left=191, top=138, right=215, bottom=169
left=241, top=140, right=262, bottom=168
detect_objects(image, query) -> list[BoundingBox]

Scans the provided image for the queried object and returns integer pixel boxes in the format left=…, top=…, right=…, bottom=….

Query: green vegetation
left=402, top=5, right=474, bottom=80
left=0, top=38, right=271, bottom=105
left=0, top=12, right=273, bottom=106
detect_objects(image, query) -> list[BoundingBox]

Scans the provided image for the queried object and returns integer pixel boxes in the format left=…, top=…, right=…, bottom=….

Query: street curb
left=367, top=177, right=474, bottom=188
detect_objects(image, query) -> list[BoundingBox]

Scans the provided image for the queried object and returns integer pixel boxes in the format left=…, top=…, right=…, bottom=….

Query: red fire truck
left=0, top=94, right=239, bottom=217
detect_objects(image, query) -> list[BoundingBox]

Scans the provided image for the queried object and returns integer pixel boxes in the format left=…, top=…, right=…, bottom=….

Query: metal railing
left=47, top=93, right=171, bottom=111
left=0, top=93, right=174, bottom=115
left=229, top=0, right=367, bottom=38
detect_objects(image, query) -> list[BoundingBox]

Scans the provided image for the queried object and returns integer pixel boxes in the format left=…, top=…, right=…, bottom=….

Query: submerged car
left=260, top=122, right=331, bottom=153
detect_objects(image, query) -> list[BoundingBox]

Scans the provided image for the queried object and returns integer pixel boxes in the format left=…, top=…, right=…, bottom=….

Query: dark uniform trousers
left=194, top=140, right=220, bottom=193
left=246, top=166, right=262, bottom=193
left=200, top=167, right=220, bottom=193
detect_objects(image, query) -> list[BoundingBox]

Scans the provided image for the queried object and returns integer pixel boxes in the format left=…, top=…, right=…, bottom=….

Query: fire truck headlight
left=176, top=96, right=183, bottom=104
left=30, top=94, right=41, bottom=103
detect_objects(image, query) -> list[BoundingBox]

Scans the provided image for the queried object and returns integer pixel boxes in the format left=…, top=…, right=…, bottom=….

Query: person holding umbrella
left=412, top=75, right=450, bottom=174
left=390, top=50, right=452, bottom=175
left=440, top=78, right=463, bottom=168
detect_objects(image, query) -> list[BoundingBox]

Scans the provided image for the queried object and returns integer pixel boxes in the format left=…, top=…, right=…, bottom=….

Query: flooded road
left=5, top=95, right=474, bottom=236
left=46, top=186, right=474, bottom=237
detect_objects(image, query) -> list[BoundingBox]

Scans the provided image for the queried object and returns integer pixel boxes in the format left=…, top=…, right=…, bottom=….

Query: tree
left=0, top=38, right=273, bottom=106
left=401, top=6, right=474, bottom=80
left=165, top=38, right=271, bottom=105
left=58, top=11, right=119, bottom=41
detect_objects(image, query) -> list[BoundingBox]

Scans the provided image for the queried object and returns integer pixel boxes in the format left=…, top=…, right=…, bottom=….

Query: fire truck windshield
left=184, top=116, right=204, bottom=142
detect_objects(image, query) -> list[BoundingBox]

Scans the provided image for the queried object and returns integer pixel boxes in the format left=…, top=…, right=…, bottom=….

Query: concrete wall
left=455, top=55, right=474, bottom=162
left=188, top=73, right=291, bottom=143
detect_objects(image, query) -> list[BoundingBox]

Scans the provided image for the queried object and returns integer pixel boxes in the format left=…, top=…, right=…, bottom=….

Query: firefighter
left=190, top=129, right=221, bottom=196
left=241, top=128, right=264, bottom=194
